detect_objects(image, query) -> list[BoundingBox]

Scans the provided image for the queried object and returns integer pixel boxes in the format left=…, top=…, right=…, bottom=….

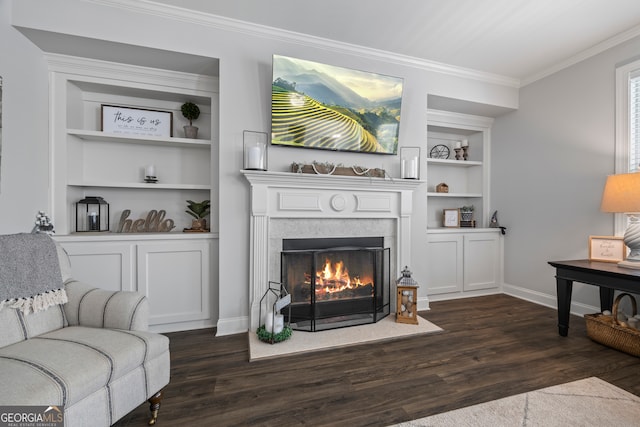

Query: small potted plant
left=460, top=205, right=474, bottom=222
left=185, top=199, right=210, bottom=231
left=181, top=101, right=200, bottom=139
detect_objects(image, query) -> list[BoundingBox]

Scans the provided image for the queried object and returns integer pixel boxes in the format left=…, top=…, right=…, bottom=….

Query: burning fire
left=307, top=258, right=373, bottom=299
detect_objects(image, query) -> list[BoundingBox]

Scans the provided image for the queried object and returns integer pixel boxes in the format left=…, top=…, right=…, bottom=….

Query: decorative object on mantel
left=400, top=146, right=420, bottom=179
left=435, top=182, right=449, bottom=193
left=243, top=130, right=268, bottom=170
left=290, top=161, right=386, bottom=178
left=429, top=144, right=450, bottom=159
left=180, top=101, right=200, bottom=139
left=396, top=266, right=419, bottom=325
left=584, top=293, right=640, bottom=356
left=32, top=211, right=55, bottom=235
left=144, top=164, right=158, bottom=183
left=257, top=281, right=292, bottom=344
left=115, top=209, right=175, bottom=233
left=184, top=200, right=210, bottom=232
left=462, top=138, right=469, bottom=160
left=76, top=196, right=109, bottom=232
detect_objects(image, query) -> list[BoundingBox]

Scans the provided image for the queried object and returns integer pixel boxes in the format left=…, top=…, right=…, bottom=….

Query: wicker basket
left=584, top=293, right=640, bottom=357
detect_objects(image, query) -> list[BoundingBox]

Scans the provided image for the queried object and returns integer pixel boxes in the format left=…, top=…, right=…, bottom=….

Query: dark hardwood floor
left=114, top=294, right=640, bottom=426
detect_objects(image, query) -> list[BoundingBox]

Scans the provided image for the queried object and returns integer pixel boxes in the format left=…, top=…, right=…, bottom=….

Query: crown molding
left=521, top=23, right=640, bottom=87
left=85, top=0, right=520, bottom=88
left=44, top=52, right=218, bottom=92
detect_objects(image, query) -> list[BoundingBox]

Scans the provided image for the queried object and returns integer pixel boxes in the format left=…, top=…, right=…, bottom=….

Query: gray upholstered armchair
left=0, top=234, right=170, bottom=426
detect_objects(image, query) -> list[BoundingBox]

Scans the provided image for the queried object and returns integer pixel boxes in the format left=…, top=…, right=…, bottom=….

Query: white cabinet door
left=426, top=234, right=464, bottom=294
left=60, top=241, right=135, bottom=292
left=463, top=233, right=499, bottom=291
left=137, top=240, right=211, bottom=325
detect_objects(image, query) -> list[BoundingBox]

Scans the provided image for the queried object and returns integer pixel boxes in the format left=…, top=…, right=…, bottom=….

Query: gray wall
left=492, top=35, right=640, bottom=311
left=3, top=0, right=520, bottom=334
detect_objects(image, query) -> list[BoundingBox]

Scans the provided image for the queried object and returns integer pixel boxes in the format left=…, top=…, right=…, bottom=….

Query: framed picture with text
left=588, top=236, right=627, bottom=263
left=101, top=105, right=173, bottom=137
left=443, top=208, right=460, bottom=228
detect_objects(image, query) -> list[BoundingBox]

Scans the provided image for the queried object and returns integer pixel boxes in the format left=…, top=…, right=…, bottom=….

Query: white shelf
left=426, top=158, right=482, bottom=167
left=68, top=181, right=211, bottom=190
left=67, top=129, right=211, bottom=148
left=427, top=192, right=483, bottom=198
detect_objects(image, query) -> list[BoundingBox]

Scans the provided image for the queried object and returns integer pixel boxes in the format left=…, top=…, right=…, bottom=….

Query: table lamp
left=600, top=172, right=640, bottom=268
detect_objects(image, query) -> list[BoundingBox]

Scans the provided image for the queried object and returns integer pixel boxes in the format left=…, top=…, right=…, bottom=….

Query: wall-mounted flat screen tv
left=271, top=55, right=403, bottom=155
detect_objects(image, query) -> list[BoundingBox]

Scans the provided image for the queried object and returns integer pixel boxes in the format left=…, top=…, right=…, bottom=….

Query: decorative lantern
left=396, top=266, right=420, bottom=324
left=76, top=196, right=109, bottom=232
left=400, top=146, right=420, bottom=179
left=243, top=130, right=268, bottom=171
left=258, top=281, right=292, bottom=344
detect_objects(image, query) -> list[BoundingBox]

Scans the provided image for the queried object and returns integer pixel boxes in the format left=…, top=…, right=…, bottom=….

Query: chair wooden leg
left=148, top=390, right=164, bottom=426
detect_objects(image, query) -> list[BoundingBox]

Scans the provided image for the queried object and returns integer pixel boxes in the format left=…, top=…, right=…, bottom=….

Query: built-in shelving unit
left=47, top=54, right=218, bottom=235
left=425, top=109, right=502, bottom=300
left=426, top=109, right=493, bottom=230
left=46, top=54, right=220, bottom=332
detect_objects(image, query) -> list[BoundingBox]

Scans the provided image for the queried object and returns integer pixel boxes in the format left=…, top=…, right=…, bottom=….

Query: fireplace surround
left=242, top=170, right=423, bottom=330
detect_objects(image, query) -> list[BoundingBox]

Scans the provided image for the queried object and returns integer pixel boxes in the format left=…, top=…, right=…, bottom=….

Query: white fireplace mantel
left=242, top=170, right=424, bottom=329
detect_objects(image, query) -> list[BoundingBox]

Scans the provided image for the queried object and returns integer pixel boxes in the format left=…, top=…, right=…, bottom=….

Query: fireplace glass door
left=281, top=238, right=390, bottom=332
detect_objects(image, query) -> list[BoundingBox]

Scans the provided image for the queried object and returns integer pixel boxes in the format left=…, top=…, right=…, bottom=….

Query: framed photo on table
left=588, top=236, right=627, bottom=263
left=443, top=209, right=460, bottom=228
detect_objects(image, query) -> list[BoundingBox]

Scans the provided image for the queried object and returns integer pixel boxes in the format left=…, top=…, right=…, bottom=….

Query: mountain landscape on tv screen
left=271, top=55, right=402, bottom=154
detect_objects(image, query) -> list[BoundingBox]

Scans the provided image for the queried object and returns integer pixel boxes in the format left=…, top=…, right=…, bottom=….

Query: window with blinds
left=631, top=70, right=640, bottom=172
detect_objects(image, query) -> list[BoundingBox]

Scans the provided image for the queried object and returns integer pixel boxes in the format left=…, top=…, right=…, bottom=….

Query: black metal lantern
left=76, top=196, right=109, bottom=232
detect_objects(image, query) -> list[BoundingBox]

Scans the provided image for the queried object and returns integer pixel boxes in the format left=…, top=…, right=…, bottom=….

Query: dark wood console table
left=548, top=260, right=640, bottom=336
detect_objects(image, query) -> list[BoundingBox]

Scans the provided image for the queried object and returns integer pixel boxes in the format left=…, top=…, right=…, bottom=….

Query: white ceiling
left=151, top=0, right=640, bottom=84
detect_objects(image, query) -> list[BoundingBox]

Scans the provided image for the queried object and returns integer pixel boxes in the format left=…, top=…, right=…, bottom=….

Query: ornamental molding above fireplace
left=242, top=170, right=424, bottom=329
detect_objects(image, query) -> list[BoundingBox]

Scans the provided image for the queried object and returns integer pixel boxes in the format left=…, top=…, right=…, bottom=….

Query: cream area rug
left=391, top=377, right=640, bottom=427
left=248, top=315, right=442, bottom=361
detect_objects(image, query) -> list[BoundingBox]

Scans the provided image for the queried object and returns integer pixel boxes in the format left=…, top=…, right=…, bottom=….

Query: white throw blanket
left=0, top=233, right=67, bottom=314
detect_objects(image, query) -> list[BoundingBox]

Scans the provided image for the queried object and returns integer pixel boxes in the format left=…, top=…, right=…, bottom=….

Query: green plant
left=180, top=102, right=200, bottom=126
left=461, top=205, right=475, bottom=212
left=185, top=200, right=210, bottom=219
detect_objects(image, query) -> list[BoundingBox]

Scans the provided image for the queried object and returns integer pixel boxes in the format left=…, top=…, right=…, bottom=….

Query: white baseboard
left=216, top=315, right=250, bottom=336
left=502, top=282, right=599, bottom=316
left=149, top=319, right=216, bottom=334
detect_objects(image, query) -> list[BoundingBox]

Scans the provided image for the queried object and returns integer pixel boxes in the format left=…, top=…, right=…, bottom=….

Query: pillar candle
left=273, top=314, right=284, bottom=334
left=455, top=141, right=462, bottom=149
left=145, top=164, right=156, bottom=177
left=264, top=311, right=273, bottom=332
left=247, top=146, right=263, bottom=169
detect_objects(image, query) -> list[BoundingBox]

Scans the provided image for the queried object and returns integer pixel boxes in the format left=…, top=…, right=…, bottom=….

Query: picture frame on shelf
left=101, top=105, right=173, bottom=137
left=443, top=208, right=460, bottom=228
left=588, top=236, right=627, bottom=263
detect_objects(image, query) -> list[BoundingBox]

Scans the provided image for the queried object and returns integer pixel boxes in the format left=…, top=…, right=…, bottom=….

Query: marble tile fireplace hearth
left=242, top=170, right=423, bottom=331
